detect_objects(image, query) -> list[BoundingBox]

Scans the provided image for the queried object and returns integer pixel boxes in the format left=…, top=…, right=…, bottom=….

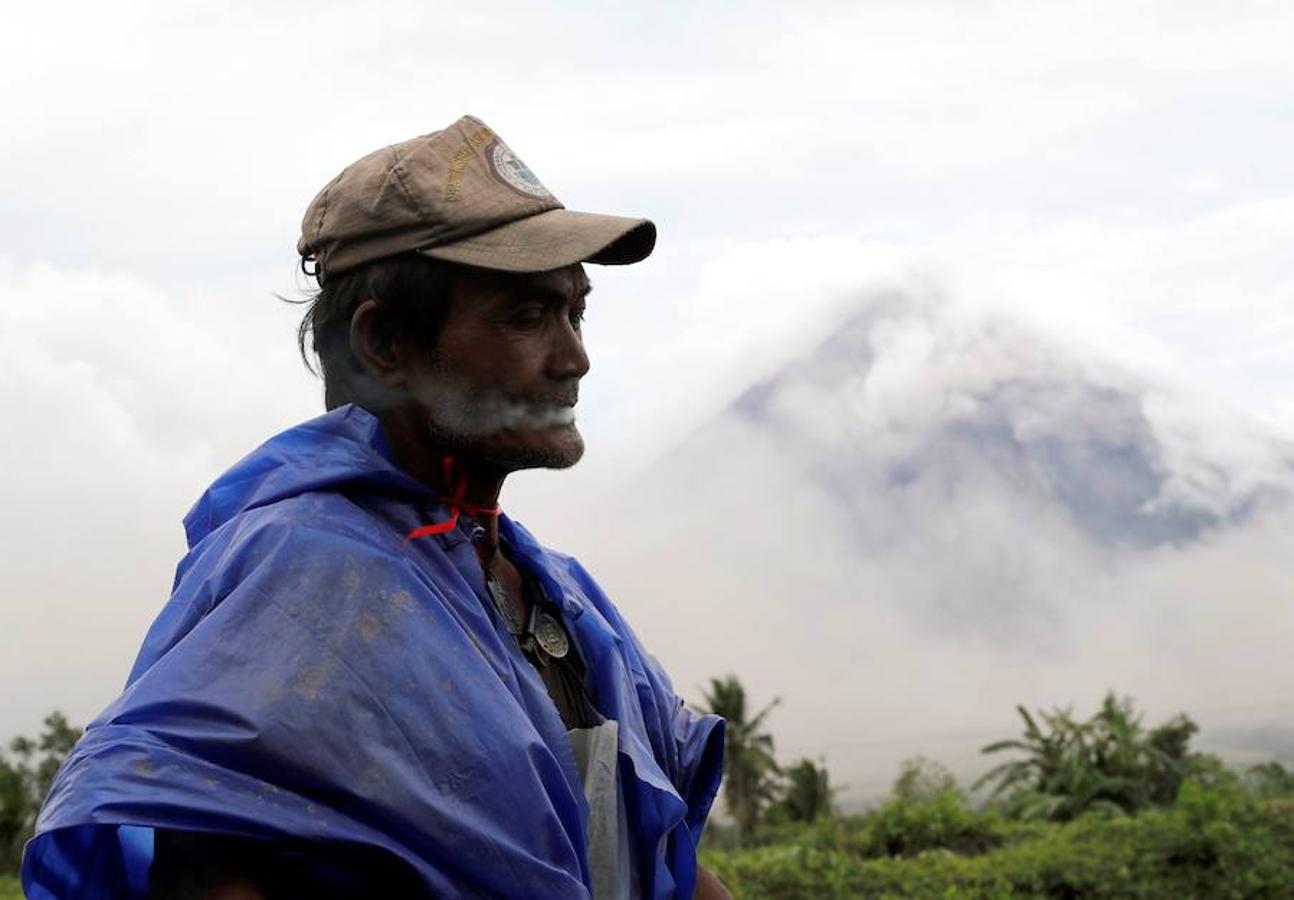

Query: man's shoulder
left=197, top=489, right=406, bottom=557
left=173, top=489, right=418, bottom=605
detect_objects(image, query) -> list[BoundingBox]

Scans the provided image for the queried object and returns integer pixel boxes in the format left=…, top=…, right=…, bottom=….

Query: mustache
left=531, top=391, right=579, bottom=409
left=517, top=379, right=580, bottom=409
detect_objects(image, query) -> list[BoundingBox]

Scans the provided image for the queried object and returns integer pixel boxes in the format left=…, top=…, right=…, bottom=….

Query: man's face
left=400, top=263, right=592, bottom=471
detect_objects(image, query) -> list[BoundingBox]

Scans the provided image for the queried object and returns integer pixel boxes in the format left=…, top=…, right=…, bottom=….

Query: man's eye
left=513, top=307, right=545, bottom=327
left=570, top=307, right=586, bottom=329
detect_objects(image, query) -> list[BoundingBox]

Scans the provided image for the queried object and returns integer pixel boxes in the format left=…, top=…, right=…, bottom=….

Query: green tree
left=701, top=674, right=780, bottom=842
left=775, top=758, right=835, bottom=824
left=0, top=761, right=27, bottom=875
left=973, top=692, right=1198, bottom=821
left=892, top=756, right=957, bottom=803
left=0, top=712, right=82, bottom=874
left=1245, top=761, right=1294, bottom=800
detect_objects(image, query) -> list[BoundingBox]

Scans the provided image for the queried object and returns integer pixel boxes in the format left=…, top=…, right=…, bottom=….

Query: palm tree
left=974, top=692, right=1199, bottom=821
left=701, top=674, right=780, bottom=841
left=972, top=704, right=1072, bottom=816
left=777, top=758, right=834, bottom=823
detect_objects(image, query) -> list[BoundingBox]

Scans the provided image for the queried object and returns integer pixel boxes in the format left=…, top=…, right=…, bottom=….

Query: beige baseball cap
left=298, top=115, right=656, bottom=278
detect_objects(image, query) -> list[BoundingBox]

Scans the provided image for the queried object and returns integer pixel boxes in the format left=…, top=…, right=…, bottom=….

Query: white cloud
left=0, top=256, right=319, bottom=735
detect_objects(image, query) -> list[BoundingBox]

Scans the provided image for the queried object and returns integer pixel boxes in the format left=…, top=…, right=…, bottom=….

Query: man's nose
left=550, top=321, right=591, bottom=380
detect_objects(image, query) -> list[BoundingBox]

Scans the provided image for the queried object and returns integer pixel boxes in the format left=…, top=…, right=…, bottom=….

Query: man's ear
left=349, top=299, right=407, bottom=388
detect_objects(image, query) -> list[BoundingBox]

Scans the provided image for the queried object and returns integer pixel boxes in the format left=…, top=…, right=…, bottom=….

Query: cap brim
left=419, top=208, right=656, bottom=273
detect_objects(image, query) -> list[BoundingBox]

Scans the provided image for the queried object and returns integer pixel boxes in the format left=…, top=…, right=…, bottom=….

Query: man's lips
left=545, top=380, right=580, bottom=409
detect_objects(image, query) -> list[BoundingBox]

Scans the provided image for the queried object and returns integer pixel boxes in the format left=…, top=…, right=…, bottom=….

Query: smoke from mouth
left=493, top=399, right=576, bottom=432
left=421, top=377, right=579, bottom=438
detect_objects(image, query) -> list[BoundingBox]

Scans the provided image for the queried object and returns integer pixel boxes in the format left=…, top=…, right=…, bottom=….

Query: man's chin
left=478, top=426, right=585, bottom=472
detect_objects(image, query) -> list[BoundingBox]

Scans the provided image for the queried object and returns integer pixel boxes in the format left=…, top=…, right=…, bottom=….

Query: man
left=23, top=115, right=730, bottom=899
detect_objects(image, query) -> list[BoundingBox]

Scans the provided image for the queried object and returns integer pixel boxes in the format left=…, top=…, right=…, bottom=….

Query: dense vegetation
left=697, top=681, right=1294, bottom=898
left=701, top=770, right=1294, bottom=898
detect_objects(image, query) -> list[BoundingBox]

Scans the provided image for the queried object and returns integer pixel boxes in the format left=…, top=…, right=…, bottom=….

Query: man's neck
left=378, top=410, right=508, bottom=563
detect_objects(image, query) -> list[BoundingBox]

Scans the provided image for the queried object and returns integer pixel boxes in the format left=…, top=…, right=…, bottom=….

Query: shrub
left=701, top=778, right=1294, bottom=899
left=859, top=788, right=1002, bottom=859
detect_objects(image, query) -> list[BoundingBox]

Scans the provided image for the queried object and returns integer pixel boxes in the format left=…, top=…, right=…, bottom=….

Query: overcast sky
left=3, top=0, right=1293, bottom=800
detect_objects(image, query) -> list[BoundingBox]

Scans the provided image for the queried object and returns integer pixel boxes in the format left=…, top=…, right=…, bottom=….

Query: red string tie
left=405, top=455, right=501, bottom=541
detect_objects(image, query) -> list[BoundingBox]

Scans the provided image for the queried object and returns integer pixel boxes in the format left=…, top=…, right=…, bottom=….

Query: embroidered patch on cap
left=489, top=140, right=554, bottom=200
left=444, top=126, right=494, bottom=203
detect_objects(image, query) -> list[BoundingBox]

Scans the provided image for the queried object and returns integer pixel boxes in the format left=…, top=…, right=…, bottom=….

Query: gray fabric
left=568, top=720, right=639, bottom=900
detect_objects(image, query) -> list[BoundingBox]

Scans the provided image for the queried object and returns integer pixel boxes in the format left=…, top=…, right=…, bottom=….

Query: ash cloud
left=556, top=284, right=1294, bottom=805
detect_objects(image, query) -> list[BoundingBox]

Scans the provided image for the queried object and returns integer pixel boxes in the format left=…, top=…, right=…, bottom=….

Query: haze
left=2, top=1, right=1293, bottom=805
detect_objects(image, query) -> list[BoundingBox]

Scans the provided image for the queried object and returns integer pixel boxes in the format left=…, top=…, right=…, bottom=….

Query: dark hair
left=292, top=254, right=456, bottom=410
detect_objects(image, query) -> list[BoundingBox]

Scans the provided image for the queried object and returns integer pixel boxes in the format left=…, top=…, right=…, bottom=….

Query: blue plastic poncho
left=23, top=405, right=724, bottom=899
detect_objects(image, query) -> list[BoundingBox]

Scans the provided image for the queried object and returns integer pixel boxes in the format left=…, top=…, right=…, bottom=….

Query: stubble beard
left=420, top=376, right=585, bottom=471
